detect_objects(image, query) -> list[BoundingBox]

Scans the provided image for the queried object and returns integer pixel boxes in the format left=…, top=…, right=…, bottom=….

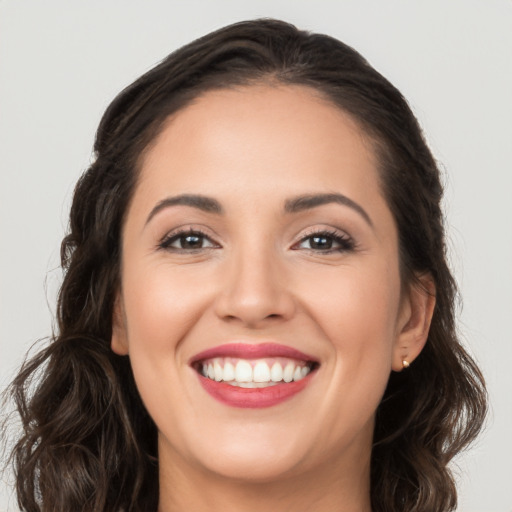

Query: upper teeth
left=200, top=358, right=312, bottom=386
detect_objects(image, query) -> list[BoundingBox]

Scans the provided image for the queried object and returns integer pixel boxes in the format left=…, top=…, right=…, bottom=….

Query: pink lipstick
left=190, top=342, right=318, bottom=363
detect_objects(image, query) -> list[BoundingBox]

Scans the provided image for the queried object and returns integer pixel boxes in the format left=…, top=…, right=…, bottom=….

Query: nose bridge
left=214, top=233, right=295, bottom=326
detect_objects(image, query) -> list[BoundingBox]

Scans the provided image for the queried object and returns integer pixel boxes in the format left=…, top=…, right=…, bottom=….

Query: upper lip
left=189, top=342, right=319, bottom=365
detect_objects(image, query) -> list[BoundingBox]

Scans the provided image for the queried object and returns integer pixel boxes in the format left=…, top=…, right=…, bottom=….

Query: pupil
left=182, top=234, right=202, bottom=248
left=311, top=236, right=332, bottom=249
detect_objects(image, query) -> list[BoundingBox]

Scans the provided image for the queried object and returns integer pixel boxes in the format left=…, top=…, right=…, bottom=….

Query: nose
left=213, top=248, right=296, bottom=328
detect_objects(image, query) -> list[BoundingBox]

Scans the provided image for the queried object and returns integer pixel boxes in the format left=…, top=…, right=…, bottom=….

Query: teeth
left=283, top=362, right=295, bottom=383
left=253, top=361, right=271, bottom=382
left=230, top=381, right=279, bottom=388
left=235, top=360, right=253, bottom=382
left=214, top=361, right=223, bottom=381
left=199, top=357, right=313, bottom=385
left=270, top=362, right=283, bottom=382
left=223, top=361, right=235, bottom=381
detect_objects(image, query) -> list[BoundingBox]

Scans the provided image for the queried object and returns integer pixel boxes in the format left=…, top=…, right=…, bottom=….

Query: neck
left=157, top=441, right=372, bottom=512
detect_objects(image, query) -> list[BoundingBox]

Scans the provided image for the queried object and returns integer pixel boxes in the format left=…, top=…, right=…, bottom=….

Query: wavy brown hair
left=3, top=19, right=486, bottom=511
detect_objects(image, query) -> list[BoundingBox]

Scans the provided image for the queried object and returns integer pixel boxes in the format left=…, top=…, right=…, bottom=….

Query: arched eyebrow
left=145, top=194, right=223, bottom=225
left=284, top=193, right=373, bottom=227
left=145, top=192, right=373, bottom=228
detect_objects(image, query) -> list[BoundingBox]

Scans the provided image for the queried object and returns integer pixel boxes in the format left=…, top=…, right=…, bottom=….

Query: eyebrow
left=284, top=193, right=373, bottom=227
left=145, top=194, right=223, bottom=225
left=145, top=192, right=373, bottom=228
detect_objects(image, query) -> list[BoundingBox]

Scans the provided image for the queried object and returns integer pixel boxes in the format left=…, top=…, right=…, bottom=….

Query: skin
left=112, top=84, right=435, bottom=512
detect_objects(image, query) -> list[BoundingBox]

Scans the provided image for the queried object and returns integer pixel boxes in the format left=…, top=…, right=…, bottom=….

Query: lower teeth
left=225, top=381, right=279, bottom=388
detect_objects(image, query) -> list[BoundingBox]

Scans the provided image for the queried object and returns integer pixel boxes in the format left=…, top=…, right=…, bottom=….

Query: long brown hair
left=4, top=19, right=487, bottom=511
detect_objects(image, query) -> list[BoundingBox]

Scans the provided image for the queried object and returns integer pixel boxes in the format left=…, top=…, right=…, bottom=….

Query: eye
left=293, top=230, right=355, bottom=253
left=158, top=229, right=219, bottom=251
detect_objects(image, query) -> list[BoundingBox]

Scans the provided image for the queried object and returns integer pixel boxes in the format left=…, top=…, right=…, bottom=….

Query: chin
left=195, top=446, right=305, bottom=483
left=164, top=423, right=312, bottom=483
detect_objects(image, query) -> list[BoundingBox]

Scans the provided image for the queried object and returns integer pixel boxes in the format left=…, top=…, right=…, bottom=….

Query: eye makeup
left=291, top=228, right=356, bottom=254
left=157, top=227, right=220, bottom=252
left=156, top=225, right=356, bottom=255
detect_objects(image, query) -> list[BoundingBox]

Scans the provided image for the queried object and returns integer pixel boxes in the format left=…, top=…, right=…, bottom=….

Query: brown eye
left=159, top=230, right=218, bottom=251
left=308, top=235, right=334, bottom=250
left=295, top=231, right=354, bottom=253
left=177, top=234, right=206, bottom=249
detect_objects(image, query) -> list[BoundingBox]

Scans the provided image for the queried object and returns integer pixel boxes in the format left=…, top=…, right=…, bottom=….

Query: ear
left=111, top=292, right=129, bottom=355
left=392, top=273, right=436, bottom=372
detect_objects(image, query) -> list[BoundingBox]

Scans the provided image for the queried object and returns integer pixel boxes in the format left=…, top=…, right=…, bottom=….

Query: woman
left=5, top=19, right=486, bottom=512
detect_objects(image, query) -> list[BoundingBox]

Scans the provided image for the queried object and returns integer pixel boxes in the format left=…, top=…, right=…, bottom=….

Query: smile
left=190, top=343, right=320, bottom=408
left=198, top=357, right=314, bottom=386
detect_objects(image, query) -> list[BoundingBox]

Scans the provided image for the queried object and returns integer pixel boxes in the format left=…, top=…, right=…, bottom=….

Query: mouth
left=190, top=343, right=320, bottom=408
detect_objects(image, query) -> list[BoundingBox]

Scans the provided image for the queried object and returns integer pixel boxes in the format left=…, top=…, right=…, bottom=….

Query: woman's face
left=113, top=84, right=420, bottom=482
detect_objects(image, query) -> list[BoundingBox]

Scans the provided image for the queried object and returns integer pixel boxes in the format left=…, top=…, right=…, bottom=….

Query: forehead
left=136, top=84, right=382, bottom=205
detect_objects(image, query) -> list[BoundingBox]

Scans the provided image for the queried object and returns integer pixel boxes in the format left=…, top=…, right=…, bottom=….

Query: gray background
left=1, top=1, right=511, bottom=510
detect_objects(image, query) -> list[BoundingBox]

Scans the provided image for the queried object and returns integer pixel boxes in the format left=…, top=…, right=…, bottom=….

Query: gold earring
left=402, top=360, right=410, bottom=369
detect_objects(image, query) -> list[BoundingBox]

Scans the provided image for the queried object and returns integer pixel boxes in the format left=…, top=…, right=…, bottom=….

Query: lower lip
left=197, top=372, right=316, bottom=408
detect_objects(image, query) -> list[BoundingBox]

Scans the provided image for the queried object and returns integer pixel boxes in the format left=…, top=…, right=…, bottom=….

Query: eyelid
left=156, top=224, right=355, bottom=253
left=290, top=226, right=356, bottom=252
left=157, top=225, right=222, bottom=251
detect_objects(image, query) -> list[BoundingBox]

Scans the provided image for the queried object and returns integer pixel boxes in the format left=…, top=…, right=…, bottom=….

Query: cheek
left=300, top=262, right=401, bottom=393
left=302, top=260, right=400, bottom=343
left=119, top=263, right=213, bottom=432
left=300, top=265, right=400, bottom=447
left=122, top=262, right=212, bottom=354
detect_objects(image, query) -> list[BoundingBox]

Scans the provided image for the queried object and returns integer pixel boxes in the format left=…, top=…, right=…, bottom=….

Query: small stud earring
left=402, top=360, right=410, bottom=369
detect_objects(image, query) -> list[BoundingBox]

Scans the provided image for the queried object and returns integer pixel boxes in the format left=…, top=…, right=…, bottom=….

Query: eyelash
left=157, top=228, right=355, bottom=254
left=291, top=229, right=355, bottom=253
left=158, top=228, right=217, bottom=252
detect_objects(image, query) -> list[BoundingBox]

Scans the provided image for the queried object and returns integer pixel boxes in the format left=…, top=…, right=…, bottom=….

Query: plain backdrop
left=1, top=1, right=511, bottom=511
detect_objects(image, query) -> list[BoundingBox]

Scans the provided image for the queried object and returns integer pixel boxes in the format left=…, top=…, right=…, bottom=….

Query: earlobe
left=392, top=274, right=436, bottom=372
left=111, top=293, right=129, bottom=355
